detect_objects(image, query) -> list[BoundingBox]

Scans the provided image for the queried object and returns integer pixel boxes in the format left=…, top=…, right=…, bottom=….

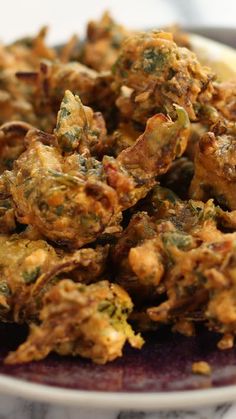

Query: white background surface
left=1, top=0, right=236, bottom=45
left=0, top=0, right=236, bottom=417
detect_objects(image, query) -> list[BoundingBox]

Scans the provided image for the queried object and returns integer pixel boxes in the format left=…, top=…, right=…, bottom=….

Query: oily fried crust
left=0, top=233, right=109, bottom=323
left=212, top=81, right=236, bottom=122
left=5, top=279, right=143, bottom=365
left=81, top=12, right=131, bottom=72
left=0, top=120, right=33, bottom=173
left=190, top=120, right=236, bottom=210
left=7, top=93, right=189, bottom=248
left=112, top=31, right=215, bottom=123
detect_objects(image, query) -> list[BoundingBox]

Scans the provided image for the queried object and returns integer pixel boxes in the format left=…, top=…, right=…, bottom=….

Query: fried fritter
left=114, top=187, right=236, bottom=345
left=147, top=228, right=236, bottom=347
left=16, top=61, right=98, bottom=131
left=55, top=90, right=107, bottom=156
left=212, top=80, right=236, bottom=122
left=111, top=211, right=158, bottom=302
left=112, top=186, right=234, bottom=306
left=190, top=120, right=236, bottom=210
left=111, top=186, right=236, bottom=312
left=5, top=279, right=143, bottom=365
left=0, top=27, right=56, bottom=72
left=8, top=92, right=189, bottom=248
left=0, top=67, right=36, bottom=126
left=0, top=233, right=108, bottom=323
left=0, top=172, right=16, bottom=233
left=82, top=12, right=130, bottom=72
left=0, top=121, right=33, bottom=173
left=104, top=105, right=189, bottom=208
left=112, top=31, right=215, bottom=124
left=0, top=28, right=58, bottom=127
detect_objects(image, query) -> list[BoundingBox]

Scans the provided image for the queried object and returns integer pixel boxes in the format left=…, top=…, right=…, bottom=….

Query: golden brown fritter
left=8, top=92, right=189, bottom=248
left=212, top=80, right=236, bottom=122
left=114, top=188, right=236, bottom=345
left=59, top=35, right=80, bottom=64
left=0, top=121, right=33, bottom=173
left=0, top=27, right=56, bottom=72
left=147, top=229, right=236, bottom=347
left=104, top=105, right=189, bottom=208
left=112, top=190, right=215, bottom=303
left=111, top=211, right=158, bottom=302
left=0, top=66, right=36, bottom=126
left=16, top=61, right=99, bottom=131
left=0, top=171, right=16, bottom=233
left=0, top=28, right=58, bottom=127
left=55, top=90, right=107, bottom=156
left=8, top=132, right=118, bottom=248
left=0, top=232, right=108, bottom=323
left=112, top=31, right=215, bottom=124
left=5, top=279, right=143, bottom=365
left=150, top=186, right=219, bottom=237
left=82, top=12, right=131, bottom=71
left=190, top=120, right=236, bottom=210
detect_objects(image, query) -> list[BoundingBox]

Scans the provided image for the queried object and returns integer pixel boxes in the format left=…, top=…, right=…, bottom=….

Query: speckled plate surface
left=0, top=30, right=236, bottom=410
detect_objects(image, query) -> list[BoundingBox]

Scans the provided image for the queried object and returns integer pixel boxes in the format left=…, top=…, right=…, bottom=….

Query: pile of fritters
left=0, top=12, right=236, bottom=365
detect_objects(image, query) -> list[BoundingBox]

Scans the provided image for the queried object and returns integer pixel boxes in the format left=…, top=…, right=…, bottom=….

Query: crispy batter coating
left=111, top=211, right=158, bottom=302
left=15, top=62, right=99, bottom=131
left=0, top=171, right=17, bottom=233
left=121, top=188, right=236, bottom=344
left=55, top=90, right=107, bottom=156
left=147, top=228, right=236, bottom=344
left=8, top=92, right=189, bottom=248
left=82, top=12, right=131, bottom=71
left=0, top=121, right=33, bottom=173
left=112, top=31, right=215, bottom=124
left=0, top=67, right=36, bottom=126
left=112, top=191, right=215, bottom=304
left=190, top=120, right=236, bottom=210
left=0, top=27, right=56, bottom=72
left=0, top=27, right=58, bottom=127
left=212, top=81, right=236, bottom=122
left=0, top=233, right=108, bottom=323
left=8, top=132, right=119, bottom=248
left=5, top=279, right=143, bottom=365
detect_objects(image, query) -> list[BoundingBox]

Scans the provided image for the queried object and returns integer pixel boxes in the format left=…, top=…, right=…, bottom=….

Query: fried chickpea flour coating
left=1, top=12, right=236, bottom=368
left=112, top=31, right=215, bottom=124
left=8, top=92, right=189, bottom=248
left=6, top=280, right=143, bottom=365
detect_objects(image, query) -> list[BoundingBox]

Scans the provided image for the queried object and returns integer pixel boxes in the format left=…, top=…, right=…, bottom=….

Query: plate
left=1, top=324, right=236, bottom=409
left=0, top=29, right=236, bottom=411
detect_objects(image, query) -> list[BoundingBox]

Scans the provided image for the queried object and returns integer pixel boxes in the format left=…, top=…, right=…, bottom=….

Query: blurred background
left=1, top=0, right=236, bottom=45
